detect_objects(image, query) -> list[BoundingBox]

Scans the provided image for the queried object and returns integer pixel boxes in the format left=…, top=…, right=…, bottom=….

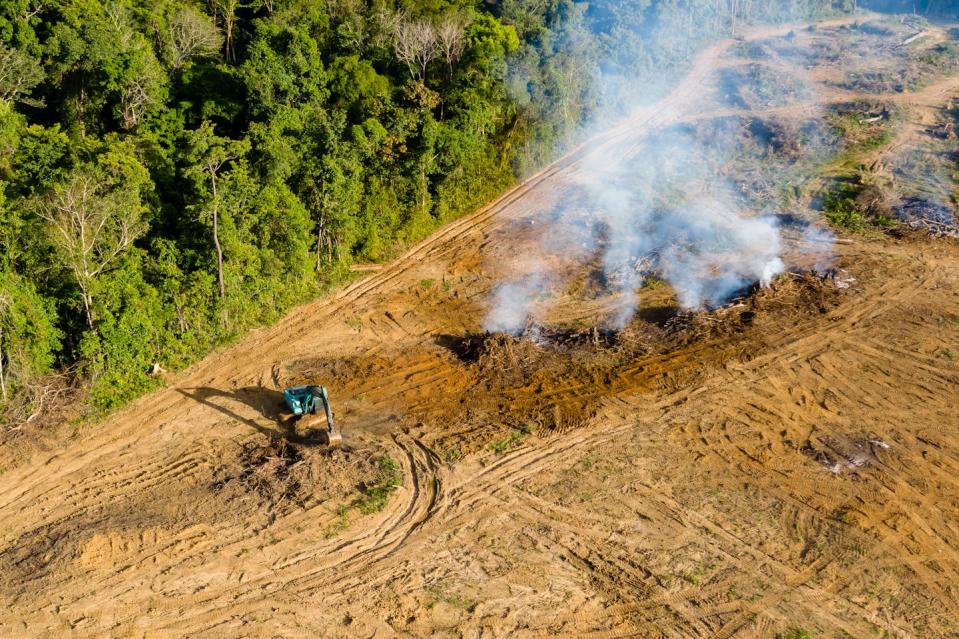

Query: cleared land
left=2, top=14, right=959, bottom=639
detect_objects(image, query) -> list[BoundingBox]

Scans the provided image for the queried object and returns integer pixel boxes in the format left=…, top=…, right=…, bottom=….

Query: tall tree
left=209, top=0, right=240, bottom=63
left=184, top=121, right=250, bottom=298
left=0, top=43, right=43, bottom=105
left=37, top=158, right=149, bottom=330
left=394, top=15, right=438, bottom=81
left=436, top=14, right=468, bottom=80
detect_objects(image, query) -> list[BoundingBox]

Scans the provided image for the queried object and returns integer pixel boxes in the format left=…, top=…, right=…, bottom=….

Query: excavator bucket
left=315, top=386, right=341, bottom=447
left=298, top=411, right=342, bottom=446
left=326, top=428, right=343, bottom=447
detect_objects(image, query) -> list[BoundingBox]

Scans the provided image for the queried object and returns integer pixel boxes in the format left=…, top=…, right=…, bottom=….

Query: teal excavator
left=280, top=385, right=341, bottom=446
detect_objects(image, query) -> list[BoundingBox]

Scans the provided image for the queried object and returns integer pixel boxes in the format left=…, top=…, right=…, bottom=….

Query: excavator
left=280, top=385, right=342, bottom=446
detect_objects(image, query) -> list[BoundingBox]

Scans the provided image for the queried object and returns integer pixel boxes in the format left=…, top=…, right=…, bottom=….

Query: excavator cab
left=281, top=385, right=342, bottom=446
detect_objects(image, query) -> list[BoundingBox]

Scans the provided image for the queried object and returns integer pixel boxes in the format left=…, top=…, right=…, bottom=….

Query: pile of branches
left=0, top=370, right=84, bottom=435
left=448, top=325, right=617, bottom=389
left=472, top=332, right=546, bottom=384
left=212, top=439, right=310, bottom=505
left=895, top=197, right=958, bottom=238
left=904, top=217, right=959, bottom=239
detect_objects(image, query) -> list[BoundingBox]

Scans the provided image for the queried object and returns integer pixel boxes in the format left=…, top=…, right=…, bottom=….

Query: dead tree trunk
left=80, top=287, right=94, bottom=331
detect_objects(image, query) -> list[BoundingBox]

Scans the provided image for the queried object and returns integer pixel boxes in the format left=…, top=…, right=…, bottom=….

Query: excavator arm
left=311, top=385, right=342, bottom=446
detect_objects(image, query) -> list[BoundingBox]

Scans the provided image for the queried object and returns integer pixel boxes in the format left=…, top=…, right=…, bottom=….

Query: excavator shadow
left=176, top=386, right=331, bottom=446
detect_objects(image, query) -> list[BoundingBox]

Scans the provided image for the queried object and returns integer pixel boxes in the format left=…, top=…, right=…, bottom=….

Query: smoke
left=483, top=8, right=842, bottom=335
left=485, top=273, right=547, bottom=334
left=799, top=224, right=838, bottom=274
left=483, top=121, right=794, bottom=334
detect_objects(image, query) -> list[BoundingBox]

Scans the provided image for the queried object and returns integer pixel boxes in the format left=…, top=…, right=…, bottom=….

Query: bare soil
left=1, top=13, right=959, bottom=639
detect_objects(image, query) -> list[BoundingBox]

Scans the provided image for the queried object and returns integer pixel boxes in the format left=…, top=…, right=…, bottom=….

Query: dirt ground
left=2, top=14, right=959, bottom=639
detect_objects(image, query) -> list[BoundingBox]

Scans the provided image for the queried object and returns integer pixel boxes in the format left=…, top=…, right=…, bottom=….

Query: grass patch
left=320, top=457, right=403, bottom=538
left=643, top=276, right=666, bottom=290
left=729, top=40, right=769, bottom=59
left=821, top=179, right=895, bottom=232
left=681, top=560, right=718, bottom=586
left=823, top=104, right=901, bottom=174
left=419, top=278, right=435, bottom=290
left=834, top=508, right=855, bottom=525
left=425, top=588, right=478, bottom=612
left=720, top=64, right=811, bottom=110
left=322, top=505, right=352, bottom=539
left=489, top=425, right=531, bottom=455
left=777, top=629, right=813, bottom=639
left=355, top=455, right=402, bottom=515
left=915, top=42, right=959, bottom=71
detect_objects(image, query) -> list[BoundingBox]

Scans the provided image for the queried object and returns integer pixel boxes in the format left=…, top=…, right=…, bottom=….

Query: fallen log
left=898, top=31, right=927, bottom=47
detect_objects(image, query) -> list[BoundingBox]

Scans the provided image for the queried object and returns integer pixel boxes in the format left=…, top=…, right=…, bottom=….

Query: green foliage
left=822, top=180, right=894, bottom=232
left=0, top=43, right=44, bottom=106
left=776, top=629, right=813, bottom=639
left=0, top=0, right=854, bottom=418
left=0, top=269, right=61, bottom=402
left=424, top=587, right=478, bottom=612
left=823, top=182, right=868, bottom=230
left=489, top=425, right=530, bottom=455
left=80, top=254, right=165, bottom=409
left=356, top=455, right=402, bottom=514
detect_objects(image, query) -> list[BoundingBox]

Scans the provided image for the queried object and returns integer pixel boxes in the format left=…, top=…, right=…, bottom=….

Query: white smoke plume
left=483, top=121, right=792, bottom=334
left=484, top=13, right=836, bottom=335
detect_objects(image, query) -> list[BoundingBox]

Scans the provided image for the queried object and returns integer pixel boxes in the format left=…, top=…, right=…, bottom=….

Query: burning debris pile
left=474, top=267, right=846, bottom=370
left=483, top=190, right=793, bottom=335
left=449, top=326, right=621, bottom=382
left=451, top=331, right=546, bottom=385
left=432, top=266, right=848, bottom=453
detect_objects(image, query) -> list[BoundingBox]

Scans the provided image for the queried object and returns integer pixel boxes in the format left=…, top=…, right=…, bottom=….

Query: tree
left=436, top=14, right=468, bottom=79
left=209, top=0, right=240, bottom=63
left=393, top=15, right=438, bottom=81
left=0, top=269, right=60, bottom=405
left=168, top=6, right=222, bottom=70
left=0, top=43, right=43, bottom=105
left=239, top=24, right=328, bottom=116
left=184, top=121, right=250, bottom=298
left=118, top=54, right=166, bottom=130
left=37, top=159, right=150, bottom=330
left=44, top=1, right=168, bottom=132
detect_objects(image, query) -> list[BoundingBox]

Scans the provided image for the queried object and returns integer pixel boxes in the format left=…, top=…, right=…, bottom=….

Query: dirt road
left=2, top=15, right=959, bottom=639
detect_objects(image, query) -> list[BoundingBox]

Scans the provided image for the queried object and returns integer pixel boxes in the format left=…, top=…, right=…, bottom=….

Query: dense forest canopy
left=0, top=0, right=855, bottom=416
